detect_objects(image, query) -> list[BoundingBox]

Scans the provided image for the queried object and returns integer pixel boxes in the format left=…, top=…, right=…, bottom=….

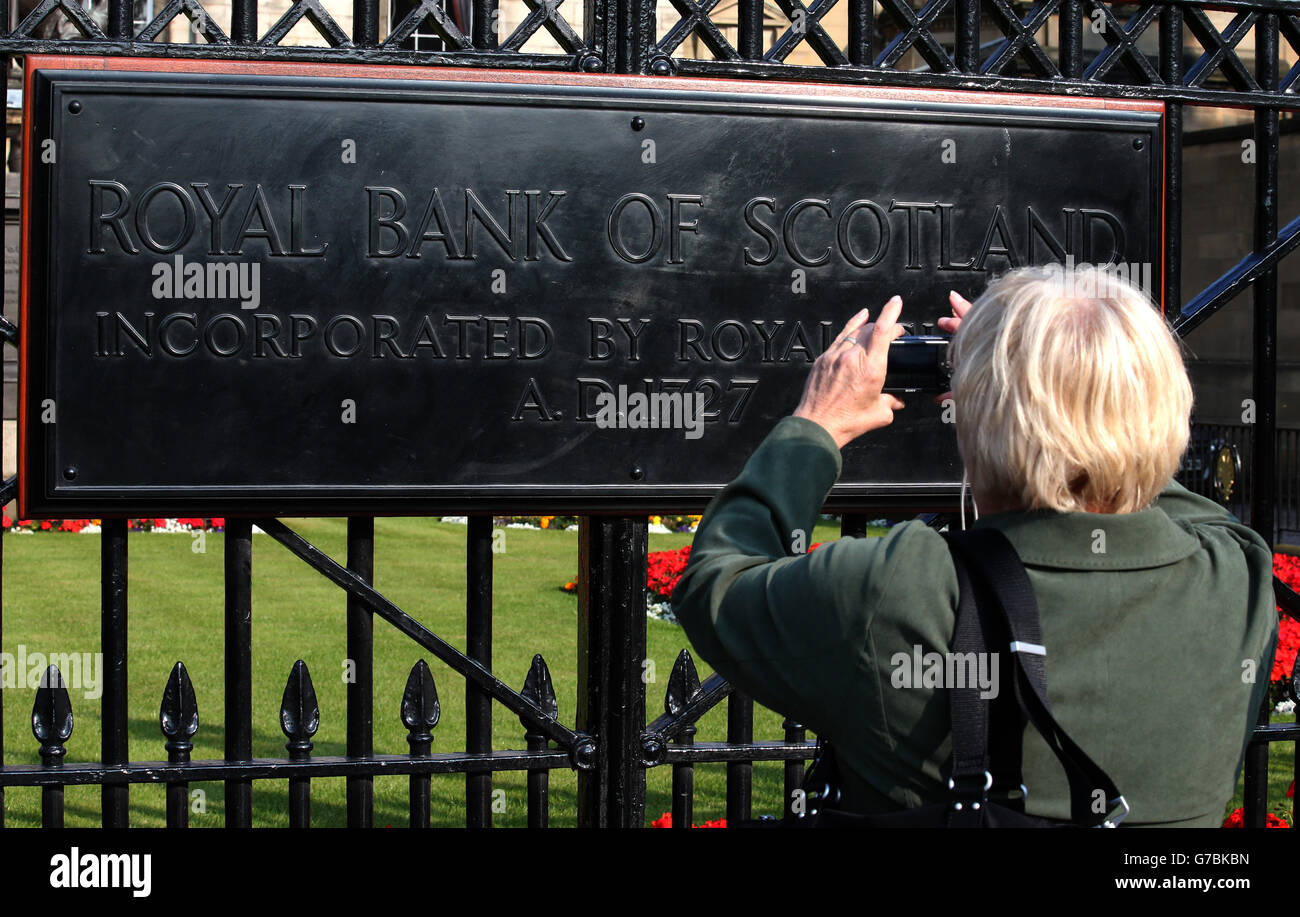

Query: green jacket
left=673, top=416, right=1278, bottom=827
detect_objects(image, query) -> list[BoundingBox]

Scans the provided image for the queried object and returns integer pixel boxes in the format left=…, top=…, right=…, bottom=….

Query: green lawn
left=0, top=519, right=845, bottom=827
left=0, top=520, right=1293, bottom=827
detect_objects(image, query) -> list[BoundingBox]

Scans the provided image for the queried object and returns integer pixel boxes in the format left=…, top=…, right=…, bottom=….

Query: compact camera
left=885, top=334, right=952, bottom=394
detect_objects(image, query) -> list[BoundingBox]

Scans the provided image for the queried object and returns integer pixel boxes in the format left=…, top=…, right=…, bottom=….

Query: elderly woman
left=672, top=264, right=1277, bottom=827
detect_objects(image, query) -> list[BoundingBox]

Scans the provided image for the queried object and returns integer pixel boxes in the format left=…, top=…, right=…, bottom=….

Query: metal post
left=353, top=0, right=378, bottom=45
left=473, top=0, right=499, bottom=48
left=726, top=691, right=753, bottom=825
left=618, top=0, right=655, bottom=75
left=847, top=0, right=873, bottom=66
left=671, top=722, right=695, bottom=828
left=1244, top=11, right=1280, bottom=829
left=576, top=516, right=648, bottom=827
left=955, top=0, right=980, bottom=73
left=466, top=515, right=493, bottom=827
left=1160, top=4, right=1183, bottom=316
left=346, top=516, right=374, bottom=827
left=101, top=518, right=128, bottom=827
left=230, top=0, right=258, bottom=44
left=1060, top=0, right=1082, bottom=79
left=783, top=719, right=806, bottom=819
left=106, top=0, right=131, bottom=39
left=739, top=0, right=761, bottom=60
left=225, top=519, right=253, bottom=827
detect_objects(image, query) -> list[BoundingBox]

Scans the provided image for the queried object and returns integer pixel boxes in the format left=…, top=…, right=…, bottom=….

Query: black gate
left=0, top=0, right=1298, bottom=829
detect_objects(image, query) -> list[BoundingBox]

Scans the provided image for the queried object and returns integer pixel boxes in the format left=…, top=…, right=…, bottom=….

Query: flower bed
left=2, top=516, right=225, bottom=533
left=1271, top=554, right=1300, bottom=701
left=438, top=514, right=702, bottom=533
left=1222, top=808, right=1290, bottom=828
left=562, top=541, right=824, bottom=625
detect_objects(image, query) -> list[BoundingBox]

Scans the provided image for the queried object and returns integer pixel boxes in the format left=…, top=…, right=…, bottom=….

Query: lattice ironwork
left=766, top=0, right=848, bottom=65
left=384, top=0, right=473, bottom=50
left=981, top=0, right=1059, bottom=77
left=136, top=0, right=231, bottom=43
left=498, top=0, right=584, bottom=52
left=1184, top=5, right=1258, bottom=89
left=658, top=0, right=742, bottom=62
left=263, top=0, right=352, bottom=46
left=875, top=0, right=955, bottom=70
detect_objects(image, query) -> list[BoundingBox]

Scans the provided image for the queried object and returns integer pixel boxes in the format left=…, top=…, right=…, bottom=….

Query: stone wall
left=1181, top=124, right=1300, bottom=426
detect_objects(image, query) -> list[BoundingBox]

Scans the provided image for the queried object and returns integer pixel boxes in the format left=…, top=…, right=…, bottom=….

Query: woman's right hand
left=934, top=290, right=973, bottom=406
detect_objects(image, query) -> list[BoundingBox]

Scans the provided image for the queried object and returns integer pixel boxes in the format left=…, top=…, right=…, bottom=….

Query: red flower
left=648, top=545, right=692, bottom=600
left=650, top=810, right=726, bottom=828
left=638, top=540, right=832, bottom=602
left=2, top=515, right=10, bottom=529
left=1222, top=807, right=1289, bottom=827
left=1272, top=553, right=1300, bottom=683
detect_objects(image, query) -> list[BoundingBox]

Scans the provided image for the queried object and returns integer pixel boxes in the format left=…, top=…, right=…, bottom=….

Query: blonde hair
left=948, top=264, right=1192, bottom=514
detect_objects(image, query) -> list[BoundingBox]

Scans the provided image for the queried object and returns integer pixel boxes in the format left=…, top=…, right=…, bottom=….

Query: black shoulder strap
left=943, top=543, right=996, bottom=826
left=946, top=542, right=988, bottom=778
left=942, top=528, right=1128, bottom=827
left=944, top=539, right=1027, bottom=817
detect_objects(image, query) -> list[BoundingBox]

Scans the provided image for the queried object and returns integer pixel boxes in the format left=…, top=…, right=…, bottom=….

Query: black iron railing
left=1179, top=422, right=1300, bottom=545
left=0, top=0, right=1297, bottom=827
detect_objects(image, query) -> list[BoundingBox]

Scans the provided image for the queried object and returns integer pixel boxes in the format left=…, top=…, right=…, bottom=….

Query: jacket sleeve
left=670, top=416, right=897, bottom=733
left=1153, top=479, right=1281, bottom=788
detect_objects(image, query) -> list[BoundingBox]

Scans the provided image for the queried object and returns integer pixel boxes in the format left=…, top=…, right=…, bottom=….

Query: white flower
left=646, top=593, right=680, bottom=626
left=1275, top=699, right=1296, bottom=715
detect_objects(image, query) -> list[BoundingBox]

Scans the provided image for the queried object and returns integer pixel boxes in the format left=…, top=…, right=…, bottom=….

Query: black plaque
left=21, top=59, right=1163, bottom=515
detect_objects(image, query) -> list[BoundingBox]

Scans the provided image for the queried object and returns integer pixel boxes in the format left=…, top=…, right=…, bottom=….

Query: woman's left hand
left=793, top=295, right=907, bottom=449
